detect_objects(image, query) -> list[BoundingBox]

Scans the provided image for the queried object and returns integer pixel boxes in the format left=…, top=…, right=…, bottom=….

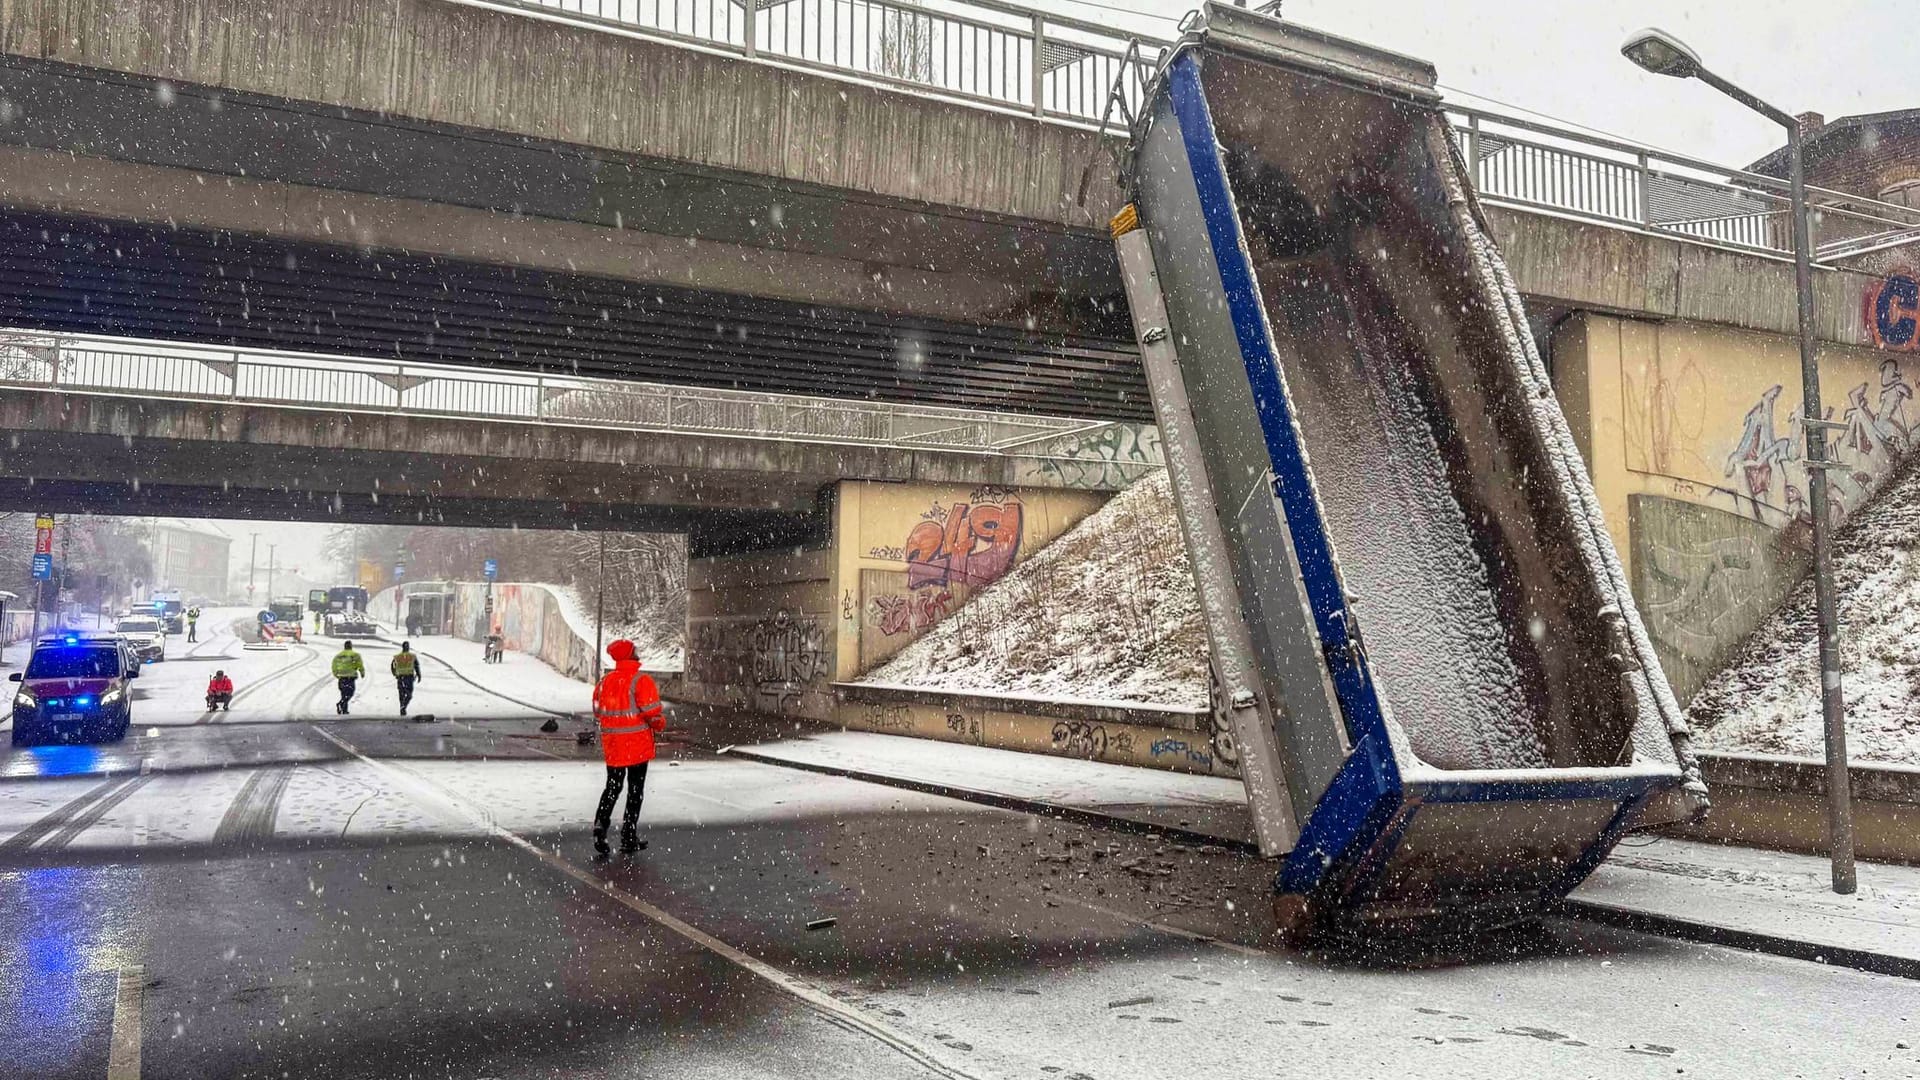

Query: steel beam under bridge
left=0, top=210, right=1150, bottom=423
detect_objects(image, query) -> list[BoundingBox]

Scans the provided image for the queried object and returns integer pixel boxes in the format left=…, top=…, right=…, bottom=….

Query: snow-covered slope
left=862, top=471, right=1210, bottom=709
left=1691, top=454, right=1920, bottom=766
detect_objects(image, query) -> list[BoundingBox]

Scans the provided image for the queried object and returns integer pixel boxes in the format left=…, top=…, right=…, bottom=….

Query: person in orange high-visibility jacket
left=591, top=639, right=664, bottom=856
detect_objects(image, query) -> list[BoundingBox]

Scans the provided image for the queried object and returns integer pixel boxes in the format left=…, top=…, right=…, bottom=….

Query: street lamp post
left=1622, top=28, right=1855, bottom=894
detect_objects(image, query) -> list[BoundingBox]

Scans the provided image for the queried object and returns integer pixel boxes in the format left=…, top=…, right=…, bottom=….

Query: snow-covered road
left=101, top=607, right=584, bottom=726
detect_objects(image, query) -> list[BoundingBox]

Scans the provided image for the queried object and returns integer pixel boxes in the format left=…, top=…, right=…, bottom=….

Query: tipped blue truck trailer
left=1111, top=6, right=1708, bottom=936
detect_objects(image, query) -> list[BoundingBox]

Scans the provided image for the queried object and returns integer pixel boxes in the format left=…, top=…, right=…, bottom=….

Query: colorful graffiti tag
left=1865, top=269, right=1918, bottom=352
left=904, top=499, right=1024, bottom=590
left=868, top=587, right=953, bottom=637
left=1722, top=357, right=1916, bottom=527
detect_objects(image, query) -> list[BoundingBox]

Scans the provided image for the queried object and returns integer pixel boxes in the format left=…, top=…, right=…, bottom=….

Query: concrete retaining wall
left=676, top=476, right=1231, bottom=775
left=1552, top=310, right=1920, bottom=700
left=372, top=580, right=653, bottom=685
left=834, top=683, right=1233, bottom=778
left=830, top=478, right=1110, bottom=679
left=679, top=549, right=838, bottom=719
left=1670, top=752, right=1920, bottom=865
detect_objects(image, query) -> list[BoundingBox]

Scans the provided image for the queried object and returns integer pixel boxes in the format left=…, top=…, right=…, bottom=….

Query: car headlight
left=100, top=689, right=123, bottom=705
left=14, top=690, right=35, bottom=709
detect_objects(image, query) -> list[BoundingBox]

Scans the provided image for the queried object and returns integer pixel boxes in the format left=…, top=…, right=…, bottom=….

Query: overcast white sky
left=217, top=520, right=335, bottom=583
left=1050, top=0, right=1917, bottom=168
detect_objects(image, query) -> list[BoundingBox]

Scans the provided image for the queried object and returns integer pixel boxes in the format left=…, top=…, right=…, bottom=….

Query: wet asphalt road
left=3, top=635, right=1919, bottom=1077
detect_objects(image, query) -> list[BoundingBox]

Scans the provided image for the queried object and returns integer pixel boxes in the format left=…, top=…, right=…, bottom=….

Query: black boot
left=593, top=829, right=611, bottom=856
left=620, top=831, right=644, bottom=854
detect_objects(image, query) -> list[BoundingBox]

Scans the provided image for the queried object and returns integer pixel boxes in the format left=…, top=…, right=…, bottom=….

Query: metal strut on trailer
left=1105, top=4, right=1708, bottom=939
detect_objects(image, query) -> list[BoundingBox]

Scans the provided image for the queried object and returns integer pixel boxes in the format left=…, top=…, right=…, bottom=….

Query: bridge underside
left=0, top=390, right=938, bottom=555
left=0, top=208, right=1149, bottom=422
left=0, top=473, right=826, bottom=556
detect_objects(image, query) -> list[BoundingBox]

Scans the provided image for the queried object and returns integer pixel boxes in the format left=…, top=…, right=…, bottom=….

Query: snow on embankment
left=862, top=470, right=1209, bottom=710
left=372, top=581, right=681, bottom=681
left=1691, top=454, right=1920, bottom=766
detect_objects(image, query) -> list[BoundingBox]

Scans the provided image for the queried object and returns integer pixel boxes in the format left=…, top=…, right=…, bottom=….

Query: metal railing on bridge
left=0, top=330, right=1140, bottom=459
left=1451, top=107, right=1920, bottom=265
left=464, top=0, right=1920, bottom=265
left=462, top=0, right=1161, bottom=123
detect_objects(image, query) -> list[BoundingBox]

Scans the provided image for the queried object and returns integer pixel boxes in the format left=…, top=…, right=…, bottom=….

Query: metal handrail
left=1452, top=107, right=1920, bottom=265
left=0, top=329, right=1152, bottom=461
left=454, top=0, right=1164, bottom=123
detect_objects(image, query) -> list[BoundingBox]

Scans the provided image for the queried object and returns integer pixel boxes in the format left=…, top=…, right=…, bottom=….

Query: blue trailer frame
left=1117, top=6, right=1707, bottom=933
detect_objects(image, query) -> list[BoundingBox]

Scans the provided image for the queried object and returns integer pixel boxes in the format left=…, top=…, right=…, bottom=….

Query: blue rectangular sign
left=30, top=553, right=52, bottom=579
left=483, top=559, right=498, bottom=580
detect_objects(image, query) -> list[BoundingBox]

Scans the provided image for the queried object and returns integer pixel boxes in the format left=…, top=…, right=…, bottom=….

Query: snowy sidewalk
left=710, top=725, right=1257, bottom=846
left=367, top=626, right=595, bottom=718
left=1570, top=836, right=1920, bottom=973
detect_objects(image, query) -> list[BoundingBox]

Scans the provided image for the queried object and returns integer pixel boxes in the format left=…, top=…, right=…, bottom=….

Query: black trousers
left=337, top=677, right=357, bottom=707
left=187, top=624, right=197, bottom=642
left=593, top=763, right=649, bottom=837
left=395, top=675, right=416, bottom=709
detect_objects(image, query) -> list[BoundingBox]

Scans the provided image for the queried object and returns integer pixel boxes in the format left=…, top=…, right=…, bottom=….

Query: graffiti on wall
left=868, top=587, right=953, bottom=637
left=749, top=609, right=831, bottom=714
left=1030, top=425, right=1164, bottom=489
left=1865, top=269, right=1918, bottom=352
left=904, top=498, right=1024, bottom=590
left=1050, top=720, right=1136, bottom=760
left=1629, top=494, right=1792, bottom=702
left=1720, top=357, right=1917, bottom=529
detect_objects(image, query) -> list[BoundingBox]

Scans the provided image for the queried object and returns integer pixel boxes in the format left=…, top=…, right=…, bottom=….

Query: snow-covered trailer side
left=1114, top=5, right=1707, bottom=934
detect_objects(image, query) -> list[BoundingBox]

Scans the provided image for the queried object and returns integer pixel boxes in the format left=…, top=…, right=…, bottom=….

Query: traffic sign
left=483, top=559, right=498, bottom=580
left=30, top=553, right=52, bottom=579
left=34, top=514, right=53, bottom=530
left=258, top=610, right=277, bottom=625
left=395, top=563, right=407, bottom=580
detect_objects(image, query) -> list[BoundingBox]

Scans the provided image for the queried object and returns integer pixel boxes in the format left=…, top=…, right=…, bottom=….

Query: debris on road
left=806, top=917, right=837, bottom=931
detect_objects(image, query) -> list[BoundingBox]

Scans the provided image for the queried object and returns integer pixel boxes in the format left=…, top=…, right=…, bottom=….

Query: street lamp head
left=1621, top=28, right=1701, bottom=79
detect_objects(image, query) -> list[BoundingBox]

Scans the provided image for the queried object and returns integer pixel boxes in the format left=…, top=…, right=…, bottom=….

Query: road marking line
left=108, top=965, right=143, bottom=1080
left=308, top=725, right=984, bottom=1080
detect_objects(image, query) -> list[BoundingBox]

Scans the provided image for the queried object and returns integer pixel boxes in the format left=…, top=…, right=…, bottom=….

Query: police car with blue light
left=8, top=631, right=139, bottom=746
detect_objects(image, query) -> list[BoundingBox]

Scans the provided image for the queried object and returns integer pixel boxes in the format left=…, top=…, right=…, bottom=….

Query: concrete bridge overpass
left=0, top=330, right=1159, bottom=553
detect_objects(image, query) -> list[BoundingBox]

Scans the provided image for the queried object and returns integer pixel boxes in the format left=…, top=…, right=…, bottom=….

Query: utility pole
left=594, top=531, right=608, bottom=682
left=1623, top=27, right=1855, bottom=894
left=248, top=531, right=260, bottom=605
left=59, top=516, right=71, bottom=628
left=267, top=543, right=278, bottom=603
